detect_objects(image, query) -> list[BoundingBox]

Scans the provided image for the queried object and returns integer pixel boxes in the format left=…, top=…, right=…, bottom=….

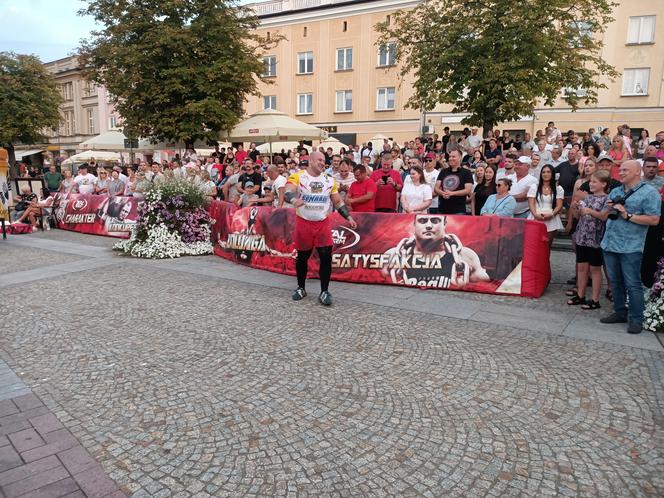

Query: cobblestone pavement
left=1, top=232, right=662, bottom=497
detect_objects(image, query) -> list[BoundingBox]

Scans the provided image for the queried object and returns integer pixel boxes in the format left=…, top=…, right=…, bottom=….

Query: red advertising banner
left=210, top=201, right=551, bottom=297
left=53, top=193, right=138, bottom=238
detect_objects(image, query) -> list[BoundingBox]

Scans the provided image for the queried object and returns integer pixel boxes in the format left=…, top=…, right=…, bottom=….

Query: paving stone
left=0, top=232, right=661, bottom=496
left=7, top=429, right=44, bottom=454
left=0, top=447, right=22, bottom=473
left=15, top=477, right=79, bottom=498
left=29, top=413, right=64, bottom=436
left=2, top=465, right=69, bottom=498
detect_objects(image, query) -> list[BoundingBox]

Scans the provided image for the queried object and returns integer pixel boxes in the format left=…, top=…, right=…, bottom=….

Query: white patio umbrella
left=61, top=151, right=121, bottom=165
left=256, top=141, right=311, bottom=154
left=318, top=137, right=350, bottom=154
left=370, top=133, right=390, bottom=143
left=222, top=109, right=328, bottom=155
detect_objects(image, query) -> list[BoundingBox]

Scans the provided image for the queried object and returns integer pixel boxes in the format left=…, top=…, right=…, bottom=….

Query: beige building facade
left=41, top=56, right=120, bottom=154
left=246, top=0, right=664, bottom=145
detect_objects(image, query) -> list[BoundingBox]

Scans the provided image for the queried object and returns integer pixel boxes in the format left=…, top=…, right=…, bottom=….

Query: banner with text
left=210, top=201, right=550, bottom=297
left=54, top=193, right=137, bottom=238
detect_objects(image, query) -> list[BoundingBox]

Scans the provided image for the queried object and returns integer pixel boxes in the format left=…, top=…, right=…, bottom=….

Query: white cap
left=517, top=156, right=532, bottom=165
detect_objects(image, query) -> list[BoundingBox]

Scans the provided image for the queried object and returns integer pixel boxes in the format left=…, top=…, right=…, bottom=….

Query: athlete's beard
left=417, top=237, right=445, bottom=253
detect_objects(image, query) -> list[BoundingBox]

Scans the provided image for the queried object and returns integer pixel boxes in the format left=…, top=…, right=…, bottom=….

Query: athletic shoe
left=627, top=323, right=642, bottom=334
left=600, top=313, right=628, bottom=324
left=292, top=287, right=307, bottom=301
left=319, top=291, right=332, bottom=306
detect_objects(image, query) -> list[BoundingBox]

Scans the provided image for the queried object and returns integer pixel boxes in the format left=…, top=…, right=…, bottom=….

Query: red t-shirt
left=235, top=150, right=248, bottom=163
left=370, top=169, right=403, bottom=211
left=348, top=178, right=377, bottom=212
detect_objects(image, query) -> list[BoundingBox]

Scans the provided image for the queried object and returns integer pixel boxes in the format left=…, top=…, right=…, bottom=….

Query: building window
left=377, top=42, right=396, bottom=67
left=297, top=52, right=314, bottom=74
left=303, top=26, right=307, bottom=37
left=336, top=90, right=352, bottom=112
left=336, top=48, right=353, bottom=71
left=83, top=81, right=97, bottom=97
left=627, top=16, right=656, bottom=44
left=622, top=68, right=650, bottom=95
left=376, top=87, right=395, bottom=110
left=61, top=82, right=73, bottom=101
left=63, top=110, right=75, bottom=135
left=109, top=115, right=118, bottom=129
left=342, top=21, right=347, bottom=32
left=562, top=87, right=588, bottom=98
left=262, top=56, right=277, bottom=77
left=263, top=95, right=277, bottom=110
left=297, top=93, right=313, bottom=115
left=86, top=108, right=95, bottom=134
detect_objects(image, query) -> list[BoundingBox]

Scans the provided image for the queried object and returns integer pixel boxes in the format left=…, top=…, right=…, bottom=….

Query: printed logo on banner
left=73, top=198, right=88, bottom=211
left=333, top=226, right=360, bottom=250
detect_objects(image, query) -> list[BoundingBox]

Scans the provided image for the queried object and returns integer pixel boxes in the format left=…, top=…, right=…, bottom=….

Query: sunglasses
left=425, top=158, right=434, bottom=162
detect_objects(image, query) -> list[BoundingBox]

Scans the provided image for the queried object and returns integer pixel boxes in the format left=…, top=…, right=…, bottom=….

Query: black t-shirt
left=436, top=167, right=474, bottom=214
left=555, top=161, right=580, bottom=196
left=239, top=172, right=262, bottom=188
left=248, top=149, right=260, bottom=162
left=473, top=182, right=497, bottom=215
left=484, top=147, right=502, bottom=162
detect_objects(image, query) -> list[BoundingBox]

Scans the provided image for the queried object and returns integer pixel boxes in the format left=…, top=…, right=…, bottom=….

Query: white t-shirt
left=423, top=168, right=439, bottom=208
left=510, top=174, right=538, bottom=215
left=401, top=183, right=432, bottom=213
left=271, top=174, right=292, bottom=208
left=467, top=134, right=482, bottom=149
left=74, top=173, right=97, bottom=194
left=496, top=169, right=516, bottom=182
left=333, top=173, right=355, bottom=202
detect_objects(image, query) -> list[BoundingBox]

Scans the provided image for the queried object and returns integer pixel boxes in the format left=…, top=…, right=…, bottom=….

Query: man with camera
left=600, top=160, right=661, bottom=334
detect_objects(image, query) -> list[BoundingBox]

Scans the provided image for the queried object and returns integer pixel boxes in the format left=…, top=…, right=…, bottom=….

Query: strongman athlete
left=284, top=151, right=357, bottom=305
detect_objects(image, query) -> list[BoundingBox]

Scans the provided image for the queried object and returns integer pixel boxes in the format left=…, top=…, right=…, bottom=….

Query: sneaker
left=627, top=323, right=642, bottom=334
left=319, top=291, right=332, bottom=306
left=600, top=313, right=628, bottom=324
left=292, top=287, right=307, bottom=301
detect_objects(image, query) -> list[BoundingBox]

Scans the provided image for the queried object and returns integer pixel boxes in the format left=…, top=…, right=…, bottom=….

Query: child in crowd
left=567, top=170, right=611, bottom=309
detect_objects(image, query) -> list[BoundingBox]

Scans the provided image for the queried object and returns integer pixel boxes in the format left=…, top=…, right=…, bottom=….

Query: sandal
left=567, top=295, right=586, bottom=305
left=581, top=300, right=601, bottom=310
left=565, top=288, right=578, bottom=297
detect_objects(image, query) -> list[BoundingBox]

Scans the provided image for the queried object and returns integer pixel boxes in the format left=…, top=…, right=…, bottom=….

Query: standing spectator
left=596, top=128, right=611, bottom=152
left=535, top=139, right=552, bottom=163
left=124, top=169, right=136, bottom=196
left=523, top=132, right=537, bottom=151
left=484, top=138, right=502, bottom=168
left=496, top=153, right=517, bottom=182
left=150, top=163, right=165, bottom=185
left=547, top=145, right=564, bottom=168
left=401, top=167, right=432, bottom=214
left=472, top=165, right=497, bottom=216
left=600, top=160, right=661, bottom=334
left=60, top=168, right=75, bottom=194
left=467, top=127, right=482, bottom=150
left=480, top=178, right=516, bottom=217
left=94, top=169, right=110, bottom=195
left=333, top=159, right=355, bottom=202
left=642, top=157, right=664, bottom=189
left=608, top=136, right=629, bottom=179
left=555, top=148, right=581, bottom=205
left=421, top=155, right=439, bottom=214
left=527, top=164, right=564, bottom=247
left=568, top=170, right=611, bottom=310
left=529, top=153, right=542, bottom=179
left=510, top=157, right=538, bottom=218
left=370, top=152, right=403, bottom=213
left=74, top=164, right=97, bottom=194
left=546, top=121, right=562, bottom=144
left=107, top=170, right=125, bottom=197
left=235, top=144, right=248, bottom=164
left=434, top=150, right=473, bottom=215
left=347, top=165, right=377, bottom=212
left=636, top=130, right=649, bottom=159
left=43, top=165, right=62, bottom=194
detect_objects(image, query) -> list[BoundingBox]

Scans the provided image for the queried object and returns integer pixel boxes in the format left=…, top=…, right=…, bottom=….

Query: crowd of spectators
left=10, top=123, right=663, bottom=331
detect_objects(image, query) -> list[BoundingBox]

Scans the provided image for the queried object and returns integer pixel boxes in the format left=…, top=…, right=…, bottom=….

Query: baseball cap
left=425, top=152, right=436, bottom=160
left=517, top=156, right=532, bottom=165
left=245, top=181, right=254, bottom=188
left=597, top=153, right=615, bottom=163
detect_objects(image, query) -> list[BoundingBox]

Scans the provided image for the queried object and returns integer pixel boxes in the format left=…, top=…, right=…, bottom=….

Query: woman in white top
left=527, top=164, right=564, bottom=248
left=401, top=166, right=433, bottom=214
left=200, top=170, right=217, bottom=200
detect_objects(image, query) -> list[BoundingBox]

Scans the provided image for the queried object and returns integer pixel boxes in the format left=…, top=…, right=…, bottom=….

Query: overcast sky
left=0, top=0, right=252, bottom=63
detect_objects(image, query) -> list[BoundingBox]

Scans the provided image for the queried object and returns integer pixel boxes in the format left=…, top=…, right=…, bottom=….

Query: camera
left=607, top=195, right=626, bottom=220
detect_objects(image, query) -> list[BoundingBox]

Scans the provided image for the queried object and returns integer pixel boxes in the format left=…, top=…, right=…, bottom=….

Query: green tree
left=0, top=52, right=63, bottom=175
left=376, top=0, right=619, bottom=132
left=78, top=0, right=279, bottom=146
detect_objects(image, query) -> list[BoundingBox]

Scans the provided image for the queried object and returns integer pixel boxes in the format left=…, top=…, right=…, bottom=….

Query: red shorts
left=294, top=216, right=333, bottom=251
